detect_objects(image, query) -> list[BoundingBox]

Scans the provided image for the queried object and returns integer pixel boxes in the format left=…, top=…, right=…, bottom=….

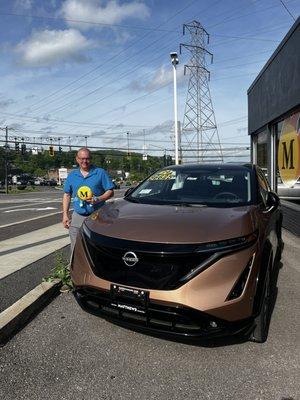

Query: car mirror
left=266, top=192, right=279, bottom=208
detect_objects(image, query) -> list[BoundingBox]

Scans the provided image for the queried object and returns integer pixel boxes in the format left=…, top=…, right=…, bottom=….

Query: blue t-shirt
left=64, top=166, right=114, bottom=215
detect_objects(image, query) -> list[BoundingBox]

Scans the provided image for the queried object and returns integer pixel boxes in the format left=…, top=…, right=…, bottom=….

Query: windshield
left=127, top=167, right=253, bottom=207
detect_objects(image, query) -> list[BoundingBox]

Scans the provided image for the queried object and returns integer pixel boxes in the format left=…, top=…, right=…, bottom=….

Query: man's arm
left=62, top=192, right=71, bottom=229
left=88, top=189, right=114, bottom=204
left=99, top=189, right=114, bottom=202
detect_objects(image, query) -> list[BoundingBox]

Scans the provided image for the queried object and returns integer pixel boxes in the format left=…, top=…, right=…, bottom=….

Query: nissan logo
left=122, top=251, right=139, bottom=267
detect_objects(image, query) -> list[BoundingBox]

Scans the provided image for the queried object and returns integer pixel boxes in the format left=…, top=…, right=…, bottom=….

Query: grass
left=0, top=186, right=38, bottom=194
left=43, top=251, right=73, bottom=290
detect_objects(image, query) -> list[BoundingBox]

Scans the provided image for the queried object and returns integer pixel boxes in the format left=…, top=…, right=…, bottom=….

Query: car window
left=128, top=167, right=253, bottom=207
left=256, top=168, right=270, bottom=205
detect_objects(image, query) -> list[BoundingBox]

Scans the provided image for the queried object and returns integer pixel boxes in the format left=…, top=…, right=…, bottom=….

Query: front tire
left=250, top=255, right=272, bottom=343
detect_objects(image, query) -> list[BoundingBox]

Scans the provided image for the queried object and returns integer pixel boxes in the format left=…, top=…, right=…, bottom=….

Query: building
left=248, top=16, right=300, bottom=236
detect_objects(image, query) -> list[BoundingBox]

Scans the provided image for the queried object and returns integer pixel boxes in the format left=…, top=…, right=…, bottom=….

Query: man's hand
left=62, top=212, right=71, bottom=229
left=86, top=190, right=114, bottom=205
left=62, top=193, right=71, bottom=228
left=86, top=196, right=100, bottom=205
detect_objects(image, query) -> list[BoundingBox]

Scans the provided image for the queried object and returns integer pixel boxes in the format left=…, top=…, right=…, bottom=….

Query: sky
left=0, top=0, right=299, bottom=161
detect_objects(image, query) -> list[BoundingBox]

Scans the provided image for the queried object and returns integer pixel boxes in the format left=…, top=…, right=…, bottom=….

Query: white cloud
left=0, top=99, right=16, bottom=108
left=129, top=64, right=185, bottom=92
left=60, top=0, right=150, bottom=30
left=16, top=29, right=95, bottom=67
left=14, top=0, right=33, bottom=10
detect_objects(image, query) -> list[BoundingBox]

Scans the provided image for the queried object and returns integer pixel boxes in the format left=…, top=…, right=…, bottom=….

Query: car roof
left=162, top=163, right=254, bottom=171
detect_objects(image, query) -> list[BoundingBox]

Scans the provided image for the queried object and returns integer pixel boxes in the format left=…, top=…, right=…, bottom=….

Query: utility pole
left=0, top=126, right=12, bottom=194
left=170, top=52, right=180, bottom=165
left=126, top=132, right=130, bottom=157
left=180, top=20, right=223, bottom=163
left=5, top=126, right=8, bottom=194
left=142, top=129, right=147, bottom=161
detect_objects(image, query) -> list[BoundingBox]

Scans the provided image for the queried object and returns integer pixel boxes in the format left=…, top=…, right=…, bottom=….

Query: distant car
left=277, top=178, right=300, bottom=200
left=34, top=178, right=42, bottom=186
left=47, top=179, right=57, bottom=186
left=71, top=163, right=283, bottom=343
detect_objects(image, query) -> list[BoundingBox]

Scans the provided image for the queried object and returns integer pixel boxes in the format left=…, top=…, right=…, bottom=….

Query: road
left=0, top=188, right=126, bottom=311
left=0, top=230, right=299, bottom=400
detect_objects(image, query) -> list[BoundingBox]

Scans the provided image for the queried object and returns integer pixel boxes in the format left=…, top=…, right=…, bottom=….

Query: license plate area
left=110, top=284, right=149, bottom=314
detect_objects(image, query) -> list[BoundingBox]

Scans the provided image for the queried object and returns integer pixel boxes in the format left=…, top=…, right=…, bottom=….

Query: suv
left=71, top=164, right=283, bottom=343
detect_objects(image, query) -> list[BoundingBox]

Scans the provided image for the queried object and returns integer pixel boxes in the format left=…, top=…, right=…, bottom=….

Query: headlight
left=195, top=231, right=258, bottom=253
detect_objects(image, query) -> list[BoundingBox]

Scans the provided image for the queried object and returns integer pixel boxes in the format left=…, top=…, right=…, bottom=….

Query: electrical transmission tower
left=180, top=20, right=223, bottom=163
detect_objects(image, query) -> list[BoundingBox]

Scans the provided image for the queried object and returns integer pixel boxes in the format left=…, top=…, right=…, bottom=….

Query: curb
left=0, top=279, right=61, bottom=347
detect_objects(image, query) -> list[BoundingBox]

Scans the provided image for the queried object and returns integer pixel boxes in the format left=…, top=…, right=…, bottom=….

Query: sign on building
left=278, top=111, right=300, bottom=187
left=58, top=168, right=68, bottom=185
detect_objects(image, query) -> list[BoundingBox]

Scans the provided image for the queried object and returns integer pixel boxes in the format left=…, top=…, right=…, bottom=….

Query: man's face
left=76, top=151, right=91, bottom=171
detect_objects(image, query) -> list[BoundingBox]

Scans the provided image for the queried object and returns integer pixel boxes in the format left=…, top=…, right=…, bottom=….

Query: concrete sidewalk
left=0, top=223, right=69, bottom=280
left=0, top=222, right=70, bottom=344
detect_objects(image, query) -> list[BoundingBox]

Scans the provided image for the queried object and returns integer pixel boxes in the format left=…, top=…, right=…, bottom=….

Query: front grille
left=82, top=231, right=216, bottom=290
left=74, top=288, right=224, bottom=336
left=74, top=287, right=253, bottom=339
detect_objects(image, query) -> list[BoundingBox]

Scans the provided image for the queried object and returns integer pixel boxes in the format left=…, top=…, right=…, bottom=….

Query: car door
left=255, top=167, right=281, bottom=261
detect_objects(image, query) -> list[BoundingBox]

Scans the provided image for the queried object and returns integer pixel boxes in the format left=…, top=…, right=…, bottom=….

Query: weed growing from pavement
left=43, top=251, right=73, bottom=291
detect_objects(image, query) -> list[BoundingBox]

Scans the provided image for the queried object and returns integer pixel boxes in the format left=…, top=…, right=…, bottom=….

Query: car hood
left=85, top=199, right=258, bottom=244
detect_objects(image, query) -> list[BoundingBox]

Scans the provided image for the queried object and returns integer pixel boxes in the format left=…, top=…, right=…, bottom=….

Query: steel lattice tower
left=180, top=20, right=223, bottom=163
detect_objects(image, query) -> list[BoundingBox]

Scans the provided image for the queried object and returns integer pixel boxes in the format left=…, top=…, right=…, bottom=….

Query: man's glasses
left=78, top=157, right=90, bottom=161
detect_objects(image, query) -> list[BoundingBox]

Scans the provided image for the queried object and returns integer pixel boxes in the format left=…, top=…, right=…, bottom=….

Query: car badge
left=122, top=251, right=139, bottom=267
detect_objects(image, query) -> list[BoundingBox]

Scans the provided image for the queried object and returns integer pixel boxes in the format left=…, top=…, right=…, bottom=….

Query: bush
left=43, top=251, right=73, bottom=289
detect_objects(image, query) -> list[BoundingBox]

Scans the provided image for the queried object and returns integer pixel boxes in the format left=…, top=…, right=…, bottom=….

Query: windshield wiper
left=171, top=202, right=207, bottom=207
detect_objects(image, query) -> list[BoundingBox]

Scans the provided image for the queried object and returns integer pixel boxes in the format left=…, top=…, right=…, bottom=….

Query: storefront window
left=257, top=130, right=268, bottom=170
left=277, top=110, right=300, bottom=188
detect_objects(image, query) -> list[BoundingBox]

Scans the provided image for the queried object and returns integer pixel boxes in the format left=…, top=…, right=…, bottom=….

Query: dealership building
left=247, top=16, right=300, bottom=236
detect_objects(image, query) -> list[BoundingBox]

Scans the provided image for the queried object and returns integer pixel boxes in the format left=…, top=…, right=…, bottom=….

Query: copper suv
left=71, top=164, right=283, bottom=343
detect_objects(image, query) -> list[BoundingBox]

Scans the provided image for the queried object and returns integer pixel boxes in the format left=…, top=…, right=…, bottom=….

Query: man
left=62, top=148, right=114, bottom=253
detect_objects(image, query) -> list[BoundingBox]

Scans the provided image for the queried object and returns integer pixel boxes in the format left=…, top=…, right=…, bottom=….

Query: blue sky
left=0, top=0, right=299, bottom=159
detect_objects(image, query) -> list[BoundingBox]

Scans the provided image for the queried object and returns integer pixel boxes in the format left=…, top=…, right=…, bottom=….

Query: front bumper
left=74, top=286, right=254, bottom=339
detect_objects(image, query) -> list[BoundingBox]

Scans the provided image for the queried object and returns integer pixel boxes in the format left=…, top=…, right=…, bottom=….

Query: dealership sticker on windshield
left=139, top=189, right=152, bottom=194
left=149, top=170, right=175, bottom=181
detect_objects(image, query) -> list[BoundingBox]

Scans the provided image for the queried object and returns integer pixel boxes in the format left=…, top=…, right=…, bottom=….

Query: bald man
left=62, top=148, right=114, bottom=254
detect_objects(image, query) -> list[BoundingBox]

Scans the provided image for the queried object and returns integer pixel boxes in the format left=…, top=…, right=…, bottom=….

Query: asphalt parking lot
left=0, top=231, right=299, bottom=400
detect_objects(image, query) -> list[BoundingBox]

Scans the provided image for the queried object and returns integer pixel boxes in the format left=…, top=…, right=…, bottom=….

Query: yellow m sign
left=77, top=186, right=93, bottom=200
left=278, top=112, right=300, bottom=187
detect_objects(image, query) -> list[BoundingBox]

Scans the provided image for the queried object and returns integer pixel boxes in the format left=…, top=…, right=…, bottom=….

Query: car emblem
left=122, top=251, right=139, bottom=267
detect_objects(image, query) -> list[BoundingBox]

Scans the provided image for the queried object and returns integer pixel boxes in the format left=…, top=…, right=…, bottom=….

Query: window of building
left=257, top=130, right=268, bottom=170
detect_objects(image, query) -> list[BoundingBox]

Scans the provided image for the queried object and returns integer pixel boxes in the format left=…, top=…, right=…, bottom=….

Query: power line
left=43, top=39, right=179, bottom=116
left=46, top=57, right=267, bottom=118
left=29, top=32, right=179, bottom=114
left=208, top=0, right=297, bottom=29
left=15, top=0, right=200, bottom=113
left=0, top=12, right=178, bottom=32
left=279, top=0, right=296, bottom=21
left=0, top=111, right=156, bottom=128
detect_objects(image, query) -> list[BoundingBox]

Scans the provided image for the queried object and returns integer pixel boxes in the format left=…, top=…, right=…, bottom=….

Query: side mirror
left=266, top=191, right=279, bottom=208
left=124, top=187, right=135, bottom=197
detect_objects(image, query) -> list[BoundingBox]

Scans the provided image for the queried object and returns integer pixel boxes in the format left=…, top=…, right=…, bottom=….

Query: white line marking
left=0, top=211, right=62, bottom=228
left=0, top=209, right=74, bottom=229
left=0, top=200, right=61, bottom=211
left=4, top=207, right=57, bottom=213
left=0, top=223, right=70, bottom=279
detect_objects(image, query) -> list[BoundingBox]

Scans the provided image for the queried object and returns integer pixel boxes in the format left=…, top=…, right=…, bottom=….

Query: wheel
left=250, top=255, right=272, bottom=343
left=276, top=223, right=284, bottom=261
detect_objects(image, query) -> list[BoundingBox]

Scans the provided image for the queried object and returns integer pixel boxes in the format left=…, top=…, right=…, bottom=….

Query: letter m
left=281, top=139, right=295, bottom=170
left=80, top=191, right=88, bottom=198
